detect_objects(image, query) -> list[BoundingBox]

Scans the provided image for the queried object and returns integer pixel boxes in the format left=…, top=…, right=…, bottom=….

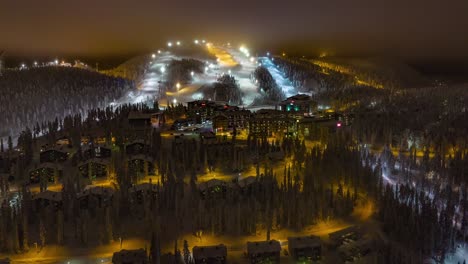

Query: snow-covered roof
left=112, top=249, right=147, bottom=263
left=266, top=151, right=285, bottom=161
left=193, top=244, right=227, bottom=259
left=238, top=176, right=257, bottom=188
left=126, top=139, right=148, bottom=146
left=200, top=131, right=216, bottom=139
left=288, top=235, right=321, bottom=249
left=129, top=182, right=158, bottom=193
left=128, top=154, right=153, bottom=163
left=78, top=158, right=110, bottom=167
left=32, top=190, right=62, bottom=202
left=247, top=240, right=281, bottom=255
left=77, top=186, right=114, bottom=198
left=198, top=179, right=227, bottom=191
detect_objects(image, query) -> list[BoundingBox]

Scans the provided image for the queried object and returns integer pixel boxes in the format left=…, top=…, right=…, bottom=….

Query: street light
left=190, top=71, right=194, bottom=76
left=167, top=42, right=173, bottom=47
left=176, top=41, right=181, bottom=46
left=34, top=61, right=38, bottom=66
left=151, top=54, right=156, bottom=59
left=194, top=39, right=199, bottom=44
left=158, top=50, right=161, bottom=54
left=160, top=66, right=166, bottom=73
left=176, top=82, right=181, bottom=90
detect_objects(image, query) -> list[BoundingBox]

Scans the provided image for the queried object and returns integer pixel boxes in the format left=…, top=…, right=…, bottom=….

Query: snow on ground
left=112, top=44, right=299, bottom=110
left=112, top=44, right=262, bottom=108
left=221, top=46, right=260, bottom=106
left=259, top=56, right=297, bottom=98
left=441, top=243, right=468, bottom=264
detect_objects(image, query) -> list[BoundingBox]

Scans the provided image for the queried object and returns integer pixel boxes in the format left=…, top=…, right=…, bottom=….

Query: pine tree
left=150, top=231, right=161, bottom=264
left=39, top=218, right=46, bottom=248
left=7, top=136, right=13, bottom=152
left=183, top=240, right=191, bottom=264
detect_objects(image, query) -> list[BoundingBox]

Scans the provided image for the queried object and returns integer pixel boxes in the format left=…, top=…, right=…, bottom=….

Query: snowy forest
left=0, top=67, right=134, bottom=141
left=0, top=52, right=467, bottom=263
left=251, top=66, right=286, bottom=105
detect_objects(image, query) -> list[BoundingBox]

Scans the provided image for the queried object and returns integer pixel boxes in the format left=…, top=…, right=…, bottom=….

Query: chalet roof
left=77, top=186, right=115, bottom=198
left=266, top=151, right=285, bottom=161
left=82, top=144, right=112, bottom=151
left=32, top=190, right=62, bottom=202
left=129, top=183, right=158, bottom=193
left=329, top=226, right=361, bottom=241
left=238, top=176, right=257, bottom=188
left=281, top=94, right=313, bottom=104
left=255, top=109, right=282, bottom=115
left=193, top=244, right=227, bottom=259
left=247, top=240, right=281, bottom=255
left=212, top=114, right=228, bottom=120
left=288, top=235, right=321, bottom=249
left=112, top=249, right=147, bottom=263
left=78, top=158, right=110, bottom=167
left=223, top=109, right=252, bottom=116
left=200, top=131, right=216, bottom=139
left=198, top=179, right=227, bottom=192
left=337, top=238, right=373, bottom=256
left=41, top=146, right=69, bottom=154
left=128, top=154, right=153, bottom=163
left=126, top=139, right=148, bottom=146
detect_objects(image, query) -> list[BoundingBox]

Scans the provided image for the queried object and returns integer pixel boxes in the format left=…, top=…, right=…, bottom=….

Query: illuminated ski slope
left=114, top=43, right=300, bottom=109
left=259, top=56, right=296, bottom=98
left=113, top=43, right=263, bottom=108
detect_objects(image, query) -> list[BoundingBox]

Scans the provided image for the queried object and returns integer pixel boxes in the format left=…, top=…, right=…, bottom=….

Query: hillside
left=311, top=57, right=431, bottom=89
left=0, top=67, right=134, bottom=139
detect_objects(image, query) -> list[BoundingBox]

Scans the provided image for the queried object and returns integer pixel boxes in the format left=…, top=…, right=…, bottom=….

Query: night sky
left=1, top=0, right=468, bottom=59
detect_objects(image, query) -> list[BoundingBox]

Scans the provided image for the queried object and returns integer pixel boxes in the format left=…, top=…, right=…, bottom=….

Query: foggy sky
left=1, top=0, right=468, bottom=58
